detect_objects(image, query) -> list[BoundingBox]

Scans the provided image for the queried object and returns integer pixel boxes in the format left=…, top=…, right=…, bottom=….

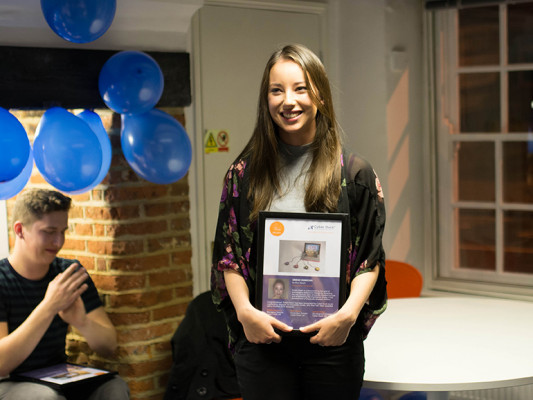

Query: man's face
left=21, top=211, right=68, bottom=266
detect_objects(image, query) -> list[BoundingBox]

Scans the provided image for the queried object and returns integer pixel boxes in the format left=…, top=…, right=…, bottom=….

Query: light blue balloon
left=67, top=110, right=112, bottom=194
left=121, top=109, right=192, bottom=184
left=0, top=148, right=33, bottom=200
left=33, top=107, right=102, bottom=193
left=99, top=51, right=164, bottom=115
left=40, top=0, right=116, bottom=43
left=0, top=107, right=31, bottom=182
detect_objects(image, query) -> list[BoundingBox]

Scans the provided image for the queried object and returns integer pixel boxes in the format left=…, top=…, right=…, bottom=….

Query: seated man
left=0, top=189, right=129, bottom=400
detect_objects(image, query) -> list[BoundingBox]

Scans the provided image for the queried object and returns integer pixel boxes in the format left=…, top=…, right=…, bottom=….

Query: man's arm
left=61, top=302, right=117, bottom=356
left=0, top=264, right=89, bottom=376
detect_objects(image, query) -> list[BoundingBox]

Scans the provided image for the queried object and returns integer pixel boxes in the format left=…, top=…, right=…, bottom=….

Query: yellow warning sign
left=204, top=130, right=229, bottom=153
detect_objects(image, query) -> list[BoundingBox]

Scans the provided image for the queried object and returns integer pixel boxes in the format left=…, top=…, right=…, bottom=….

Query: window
left=432, top=3, right=533, bottom=297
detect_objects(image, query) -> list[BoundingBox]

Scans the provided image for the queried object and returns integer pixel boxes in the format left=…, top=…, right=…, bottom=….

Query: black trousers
left=233, top=324, right=365, bottom=400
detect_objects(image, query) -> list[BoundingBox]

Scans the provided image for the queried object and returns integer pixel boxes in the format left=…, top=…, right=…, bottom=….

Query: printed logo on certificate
left=256, top=211, right=348, bottom=334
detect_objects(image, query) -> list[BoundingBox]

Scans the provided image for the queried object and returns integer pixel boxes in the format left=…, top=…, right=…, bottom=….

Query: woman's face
left=273, top=282, right=284, bottom=298
left=267, top=59, right=318, bottom=146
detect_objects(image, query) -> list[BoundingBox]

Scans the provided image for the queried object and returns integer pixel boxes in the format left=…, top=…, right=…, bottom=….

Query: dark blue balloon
left=0, top=107, right=31, bottom=182
left=41, top=0, right=116, bottom=43
left=99, top=51, right=164, bottom=115
left=359, top=388, right=384, bottom=400
left=33, top=107, right=102, bottom=193
left=0, top=148, right=33, bottom=200
left=121, top=109, right=192, bottom=184
left=398, top=392, right=427, bottom=400
left=68, top=110, right=113, bottom=194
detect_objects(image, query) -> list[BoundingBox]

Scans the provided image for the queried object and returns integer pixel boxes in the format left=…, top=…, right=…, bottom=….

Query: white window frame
left=428, top=5, right=533, bottom=299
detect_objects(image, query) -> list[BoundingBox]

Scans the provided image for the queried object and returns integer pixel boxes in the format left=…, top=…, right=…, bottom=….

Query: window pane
left=458, top=209, right=495, bottom=271
left=459, top=6, right=499, bottom=66
left=508, top=71, right=533, bottom=133
left=456, top=141, right=495, bottom=202
left=504, top=211, right=533, bottom=274
left=459, top=73, right=500, bottom=133
left=503, top=141, right=533, bottom=203
left=508, top=3, right=533, bottom=64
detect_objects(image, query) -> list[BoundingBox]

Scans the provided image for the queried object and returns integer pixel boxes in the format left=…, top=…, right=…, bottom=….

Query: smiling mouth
left=281, top=111, right=302, bottom=120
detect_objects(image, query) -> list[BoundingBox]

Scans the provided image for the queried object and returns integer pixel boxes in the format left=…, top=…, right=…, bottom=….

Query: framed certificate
left=256, top=211, right=349, bottom=334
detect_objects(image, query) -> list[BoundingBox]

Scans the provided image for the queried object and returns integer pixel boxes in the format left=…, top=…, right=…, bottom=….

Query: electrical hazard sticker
left=204, top=130, right=229, bottom=154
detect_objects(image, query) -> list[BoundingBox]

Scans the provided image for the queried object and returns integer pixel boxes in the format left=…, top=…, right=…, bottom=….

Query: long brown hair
left=240, top=44, right=343, bottom=221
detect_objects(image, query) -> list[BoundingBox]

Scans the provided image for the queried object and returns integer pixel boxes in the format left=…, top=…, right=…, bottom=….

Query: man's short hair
left=12, top=189, right=72, bottom=227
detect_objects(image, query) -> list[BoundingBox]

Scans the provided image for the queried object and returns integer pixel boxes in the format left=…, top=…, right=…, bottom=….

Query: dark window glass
left=503, top=141, right=533, bottom=204
left=504, top=211, right=533, bottom=273
left=456, top=141, right=495, bottom=202
left=458, top=208, right=496, bottom=271
left=508, top=3, right=533, bottom=64
left=508, top=71, right=533, bottom=133
left=459, top=6, right=499, bottom=66
left=460, top=73, right=500, bottom=133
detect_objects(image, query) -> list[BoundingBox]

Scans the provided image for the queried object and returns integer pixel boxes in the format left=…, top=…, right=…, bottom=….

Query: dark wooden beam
left=0, top=46, right=191, bottom=110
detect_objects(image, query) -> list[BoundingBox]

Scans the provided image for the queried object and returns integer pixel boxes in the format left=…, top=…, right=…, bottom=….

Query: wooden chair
left=385, top=260, right=423, bottom=298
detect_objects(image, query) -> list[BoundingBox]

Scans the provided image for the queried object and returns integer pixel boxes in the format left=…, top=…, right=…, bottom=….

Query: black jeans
left=233, top=325, right=365, bottom=400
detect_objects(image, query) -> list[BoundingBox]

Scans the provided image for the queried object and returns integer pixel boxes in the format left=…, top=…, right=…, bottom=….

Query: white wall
left=332, top=0, right=426, bottom=275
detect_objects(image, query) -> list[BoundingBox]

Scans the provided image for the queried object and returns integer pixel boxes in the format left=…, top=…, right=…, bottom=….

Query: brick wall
left=7, top=108, right=193, bottom=400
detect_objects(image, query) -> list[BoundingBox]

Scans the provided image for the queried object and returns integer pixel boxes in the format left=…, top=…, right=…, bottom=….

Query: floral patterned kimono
left=211, top=149, right=387, bottom=350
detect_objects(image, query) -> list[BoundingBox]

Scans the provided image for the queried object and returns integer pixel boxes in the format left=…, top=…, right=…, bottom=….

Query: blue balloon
left=398, top=392, right=427, bottom=400
left=0, top=107, right=31, bottom=182
left=121, top=109, right=192, bottom=184
left=66, top=110, right=113, bottom=194
left=359, top=388, right=384, bottom=400
left=0, top=148, right=34, bottom=200
left=99, top=51, right=164, bottom=115
left=33, top=107, right=102, bottom=193
left=40, top=0, right=116, bottom=43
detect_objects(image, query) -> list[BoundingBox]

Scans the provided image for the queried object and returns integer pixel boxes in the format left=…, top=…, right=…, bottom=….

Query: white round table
left=363, top=297, right=533, bottom=400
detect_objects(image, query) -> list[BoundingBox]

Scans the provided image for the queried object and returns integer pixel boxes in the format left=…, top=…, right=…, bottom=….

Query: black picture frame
left=256, top=211, right=349, bottom=335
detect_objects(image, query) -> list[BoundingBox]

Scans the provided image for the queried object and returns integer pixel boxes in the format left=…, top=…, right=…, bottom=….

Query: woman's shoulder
left=342, top=148, right=384, bottom=198
left=342, top=149, right=375, bottom=179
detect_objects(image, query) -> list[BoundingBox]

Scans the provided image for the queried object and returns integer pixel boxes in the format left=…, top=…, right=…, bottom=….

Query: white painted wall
left=332, top=0, right=426, bottom=277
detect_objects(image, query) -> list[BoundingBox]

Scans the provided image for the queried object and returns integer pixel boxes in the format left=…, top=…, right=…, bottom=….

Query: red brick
left=170, top=249, right=192, bottom=265
left=109, top=288, right=173, bottom=308
left=169, top=217, right=191, bottom=231
left=63, top=238, right=86, bottom=251
left=117, top=344, right=154, bottom=360
left=74, top=223, right=93, bottom=236
left=128, top=377, right=155, bottom=393
left=149, top=270, right=187, bottom=287
left=118, top=322, right=175, bottom=344
left=91, top=274, right=146, bottom=291
left=152, top=303, right=189, bottom=321
left=174, top=285, right=194, bottom=298
left=118, top=356, right=173, bottom=378
left=108, top=220, right=168, bottom=237
left=87, top=239, right=144, bottom=255
left=93, top=224, right=106, bottom=236
left=169, top=179, right=189, bottom=196
left=104, top=185, right=169, bottom=203
left=108, top=254, right=169, bottom=272
left=109, top=311, right=151, bottom=326
left=71, top=192, right=91, bottom=201
left=68, top=207, right=84, bottom=219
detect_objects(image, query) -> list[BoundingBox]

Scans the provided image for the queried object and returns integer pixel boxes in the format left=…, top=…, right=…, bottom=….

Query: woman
left=211, top=44, right=387, bottom=400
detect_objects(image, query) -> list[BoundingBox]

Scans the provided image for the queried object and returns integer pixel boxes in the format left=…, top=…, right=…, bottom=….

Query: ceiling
left=0, top=0, right=203, bottom=51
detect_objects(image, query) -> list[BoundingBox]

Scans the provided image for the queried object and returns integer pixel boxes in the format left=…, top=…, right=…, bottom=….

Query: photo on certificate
left=256, top=211, right=348, bottom=333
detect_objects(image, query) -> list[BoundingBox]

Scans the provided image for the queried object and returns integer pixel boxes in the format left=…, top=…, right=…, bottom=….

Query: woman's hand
left=238, top=305, right=292, bottom=344
left=299, top=310, right=354, bottom=347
